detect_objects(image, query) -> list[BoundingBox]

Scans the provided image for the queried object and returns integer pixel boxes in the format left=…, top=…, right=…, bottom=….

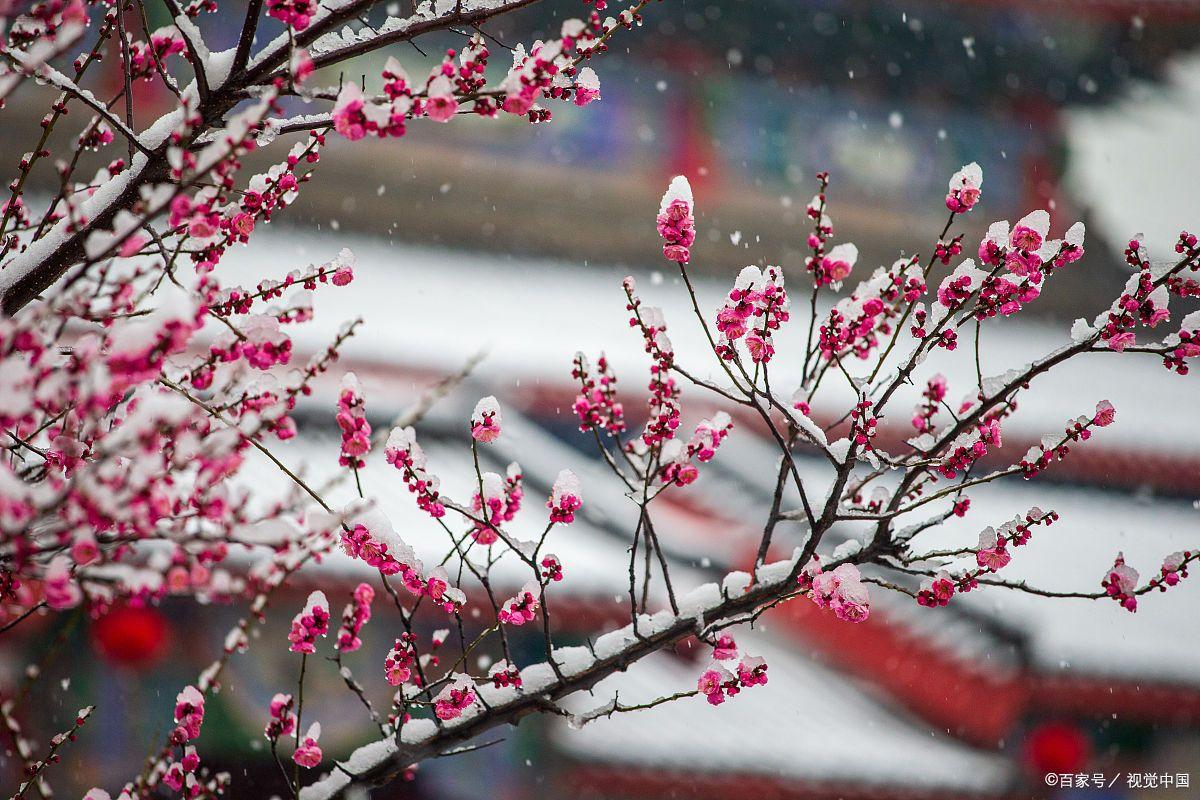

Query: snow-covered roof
left=553, top=629, right=1012, bottom=796
left=1066, top=52, right=1200, bottom=260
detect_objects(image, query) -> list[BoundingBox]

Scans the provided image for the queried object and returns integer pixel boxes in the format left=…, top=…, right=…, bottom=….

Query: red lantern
left=92, top=605, right=169, bottom=667
left=1024, top=720, right=1091, bottom=775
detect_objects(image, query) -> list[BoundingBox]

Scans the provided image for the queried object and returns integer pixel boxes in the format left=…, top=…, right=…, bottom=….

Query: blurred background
left=4, top=0, right=1200, bottom=798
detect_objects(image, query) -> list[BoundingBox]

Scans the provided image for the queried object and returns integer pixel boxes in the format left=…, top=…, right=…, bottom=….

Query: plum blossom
left=292, top=723, right=322, bottom=768
left=385, top=426, right=446, bottom=518
left=265, top=693, right=296, bottom=740
left=43, top=555, right=81, bottom=610
left=384, top=634, right=417, bottom=686
left=697, top=664, right=735, bottom=705
left=424, top=75, right=459, bottom=122
left=433, top=674, right=477, bottom=721
left=1102, top=552, right=1140, bottom=612
left=945, top=162, right=983, bottom=213
left=332, top=83, right=368, bottom=141
left=696, top=652, right=768, bottom=705
left=336, top=372, right=371, bottom=469
left=471, top=396, right=502, bottom=443
left=335, top=583, right=374, bottom=653
left=657, top=176, right=695, bottom=264
left=1093, top=400, right=1116, bottom=427
left=173, top=686, right=205, bottom=742
left=548, top=469, right=582, bottom=524
left=498, top=581, right=541, bottom=626
left=287, top=591, right=330, bottom=654
left=975, top=527, right=1012, bottom=572
left=815, top=242, right=859, bottom=288
left=806, top=561, right=871, bottom=622
left=573, top=67, right=601, bottom=106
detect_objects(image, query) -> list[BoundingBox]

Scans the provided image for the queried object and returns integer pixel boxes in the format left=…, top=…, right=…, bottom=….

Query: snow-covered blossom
left=1102, top=552, right=1140, bottom=612
left=287, top=591, right=330, bottom=654
left=814, top=243, right=859, bottom=288
left=805, top=561, right=870, bottom=622
left=385, top=426, right=446, bottom=518
left=335, top=583, right=374, bottom=652
left=173, top=686, right=205, bottom=742
left=471, top=396, right=502, bottom=443
left=336, top=372, right=371, bottom=469
left=574, top=67, right=601, bottom=106
left=696, top=652, right=768, bottom=705
left=265, top=693, right=296, bottom=740
left=715, top=265, right=790, bottom=363
left=498, top=581, right=541, bottom=626
left=657, top=176, right=695, bottom=264
left=433, top=674, right=477, bottom=721
left=548, top=469, right=582, bottom=524
left=293, top=722, right=322, bottom=768
left=384, top=634, right=417, bottom=686
left=945, top=162, right=983, bottom=213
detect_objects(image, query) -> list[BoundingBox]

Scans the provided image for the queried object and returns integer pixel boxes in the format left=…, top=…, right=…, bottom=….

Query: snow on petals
left=548, top=469, right=582, bottom=524
left=573, top=67, right=601, bottom=106
left=802, top=559, right=870, bottom=622
left=471, top=396, right=502, bottom=443
left=292, top=722, right=322, bottom=768
left=433, top=674, right=477, bottom=720
left=945, top=162, right=983, bottom=213
left=657, top=175, right=695, bottom=264
left=287, top=590, right=330, bottom=653
left=497, top=580, right=541, bottom=626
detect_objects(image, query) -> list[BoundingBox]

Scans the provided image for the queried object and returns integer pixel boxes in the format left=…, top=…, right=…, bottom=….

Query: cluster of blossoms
left=469, top=464, right=524, bottom=545
left=970, top=211, right=1086, bottom=318
left=917, top=509, right=1059, bottom=607
left=489, top=660, right=523, bottom=689
left=799, top=558, right=870, bottom=623
left=848, top=397, right=879, bottom=450
left=385, top=634, right=419, bottom=687
left=1093, top=238, right=1174, bottom=352
left=331, top=12, right=609, bottom=144
left=696, top=636, right=769, bottom=706
left=623, top=277, right=681, bottom=447
left=944, top=162, right=983, bottom=214
left=1160, top=310, right=1200, bottom=374
left=336, top=373, right=371, bottom=469
left=385, top=426, right=446, bottom=518
left=287, top=591, right=330, bottom=654
left=656, top=176, right=696, bottom=264
left=127, top=27, right=187, bottom=81
left=211, top=249, right=354, bottom=317
left=335, top=583, right=374, bottom=652
left=470, top=396, right=503, bottom=443
left=572, top=352, right=626, bottom=435
left=1017, top=400, right=1115, bottom=479
left=292, top=723, right=323, bottom=769
left=714, top=265, right=790, bottom=364
left=658, top=412, right=733, bottom=486
left=912, top=374, right=949, bottom=433
left=266, top=0, right=315, bottom=30
left=548, top=469, right=583, bottom=524
left=498, top=581, right=542, bottom=626
left=433, top=675, right=478, bottom=721
left=264, top=693, right=296, bottom=741
left=937, top=418, right=1003, bottom=479
left=540, top=554, right=564, bottom=583
left=172, top=686, right=206, bottom=743
left=1102, top=552, right=1141, bottom=612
